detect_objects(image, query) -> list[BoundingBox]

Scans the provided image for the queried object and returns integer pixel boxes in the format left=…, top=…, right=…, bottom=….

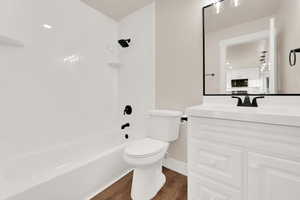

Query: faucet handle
left=232, top=96, right=243, bottom=106
left=123, top=105, right=132, bottom=115
left=252, top=96, right=265, bottom=107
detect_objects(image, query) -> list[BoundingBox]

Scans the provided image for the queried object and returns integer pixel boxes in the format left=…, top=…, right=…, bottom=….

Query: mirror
left=203, top=0, right=300, bottom=95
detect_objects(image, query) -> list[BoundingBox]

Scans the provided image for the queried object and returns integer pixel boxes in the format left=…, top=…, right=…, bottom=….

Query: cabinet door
left=248, top=153, right=300, bottom=200
left=189, top=173, right=242, bottom=200
left=189, top=139, right=243, bottom=188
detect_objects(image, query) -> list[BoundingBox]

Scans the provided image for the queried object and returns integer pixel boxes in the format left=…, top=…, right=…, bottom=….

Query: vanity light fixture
left=213, top=0, right=223, bottom=14
left=63, top=54, right=80, bottom=64
left=231, top=0, right=241, bottom=7
left=212, top=0, right=241, bottom=15
left=42, top=24, right=52, bottom=29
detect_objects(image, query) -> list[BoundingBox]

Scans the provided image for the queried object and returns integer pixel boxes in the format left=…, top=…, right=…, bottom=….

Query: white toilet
left=123, top=110, right=182, bottom=200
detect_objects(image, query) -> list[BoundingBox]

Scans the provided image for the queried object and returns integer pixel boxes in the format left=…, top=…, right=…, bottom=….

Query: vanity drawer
left=188, top=138, right=243, bottom=188
left=189, top=117, right=300, bottom=162
left=189, top=172, right=242, bottom=200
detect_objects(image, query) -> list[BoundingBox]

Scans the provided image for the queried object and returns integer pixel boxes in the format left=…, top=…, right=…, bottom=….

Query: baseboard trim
left=163, top=158, right=187, bottom=176
left=85, top=159, right=187, bottom=200
left=84, top=168, right=133, bottom=200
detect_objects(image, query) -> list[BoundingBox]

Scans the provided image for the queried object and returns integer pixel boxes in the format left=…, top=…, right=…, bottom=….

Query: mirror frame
left=202, top=1, right=300, bottom=96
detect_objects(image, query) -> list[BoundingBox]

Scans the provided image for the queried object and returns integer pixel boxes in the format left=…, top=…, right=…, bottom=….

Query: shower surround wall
left=1, top=1, right=156, bottom=199
left=0, top=0, right=128, bottom=199
left=0, top=0, right=119, bottom=161
left=119, top=3, right=155, bottom=140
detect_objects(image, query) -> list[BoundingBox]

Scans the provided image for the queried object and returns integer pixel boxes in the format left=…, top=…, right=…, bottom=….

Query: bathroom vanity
left=187, top=99, right=300, bottom=200
left=189, top=0, right=300, bottom=198
left=194, top=0, right=300, bottom=198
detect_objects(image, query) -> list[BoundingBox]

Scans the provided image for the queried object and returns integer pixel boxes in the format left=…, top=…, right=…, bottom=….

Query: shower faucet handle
left=123, top=105, right=133, bottom=115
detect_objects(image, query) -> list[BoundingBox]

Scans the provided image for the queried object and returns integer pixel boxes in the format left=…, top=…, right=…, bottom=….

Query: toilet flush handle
left=181, top=115, right=188, bottom=122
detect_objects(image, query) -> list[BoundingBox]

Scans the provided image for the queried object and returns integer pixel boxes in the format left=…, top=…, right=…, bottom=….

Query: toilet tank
left=148, top=110, right=183, bottom=142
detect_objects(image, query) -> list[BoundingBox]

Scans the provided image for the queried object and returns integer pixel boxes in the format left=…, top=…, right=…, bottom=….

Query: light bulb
left=214, top=1, right=222, bottom=14
left=231, top=0, right=241, bottom=7
left=42, top=24, right=52, bottom=29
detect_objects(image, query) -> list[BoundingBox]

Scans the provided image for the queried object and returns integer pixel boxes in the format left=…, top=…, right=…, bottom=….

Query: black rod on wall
left=289, top=48, right=300, bottom=67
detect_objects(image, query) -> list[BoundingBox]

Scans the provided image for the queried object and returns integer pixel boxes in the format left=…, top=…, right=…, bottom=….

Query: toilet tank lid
left=149, top=110, right=183, bottom=117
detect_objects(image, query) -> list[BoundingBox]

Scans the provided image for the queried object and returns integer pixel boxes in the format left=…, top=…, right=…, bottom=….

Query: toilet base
left=131, top=161, right=166, bottom=200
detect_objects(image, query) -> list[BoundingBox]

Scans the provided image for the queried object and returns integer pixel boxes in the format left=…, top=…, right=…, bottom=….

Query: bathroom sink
left=187, top=104, right=300, bottom=127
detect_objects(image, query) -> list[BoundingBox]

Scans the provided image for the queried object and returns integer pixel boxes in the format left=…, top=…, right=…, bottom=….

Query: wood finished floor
left=90, top=168, right=187, bottom=200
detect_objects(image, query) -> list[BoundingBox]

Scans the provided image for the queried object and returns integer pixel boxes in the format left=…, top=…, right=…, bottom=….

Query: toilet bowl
left=123, top=110, right=182, bottom=200
left=124, top=138, right=169, bottom=200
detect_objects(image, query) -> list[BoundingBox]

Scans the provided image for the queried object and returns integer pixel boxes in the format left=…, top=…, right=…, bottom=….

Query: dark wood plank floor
left=91, top=168, right=187, bottom=200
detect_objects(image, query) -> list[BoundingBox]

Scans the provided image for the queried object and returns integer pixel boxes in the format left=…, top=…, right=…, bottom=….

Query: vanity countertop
left=187, top=104, right=300, bottom=127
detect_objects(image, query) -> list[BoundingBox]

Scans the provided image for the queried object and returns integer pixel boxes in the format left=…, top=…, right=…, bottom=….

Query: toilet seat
left=125, top=138, right=168, bottom=158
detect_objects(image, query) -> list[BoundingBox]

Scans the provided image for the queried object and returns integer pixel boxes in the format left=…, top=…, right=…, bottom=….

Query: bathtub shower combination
left=5, top=0, right=300, bottom=200
left=1, top=133, right=130, bottom=200
left=0, top=0, right=140, bottom=199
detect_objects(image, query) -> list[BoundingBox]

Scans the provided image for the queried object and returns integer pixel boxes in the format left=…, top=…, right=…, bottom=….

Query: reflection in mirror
left=204, top=0, right=300, bottom=95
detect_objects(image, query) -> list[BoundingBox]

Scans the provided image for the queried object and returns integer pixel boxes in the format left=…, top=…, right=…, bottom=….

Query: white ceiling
left=81, top=0, right=154, bottom=21
left=205, top=0, right=282, bottom=32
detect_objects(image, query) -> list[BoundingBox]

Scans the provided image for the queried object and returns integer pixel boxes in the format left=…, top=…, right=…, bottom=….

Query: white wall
left=119, top=3, right=155, bottom=139
left=277, top=1, right=300, bottom=93
left=0, top=0, right=119, bottom=160
left=155, top=0, right=203, bottom=162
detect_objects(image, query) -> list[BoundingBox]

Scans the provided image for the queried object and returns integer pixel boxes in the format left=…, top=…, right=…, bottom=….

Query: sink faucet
left=232, top=96, right=264, bottom=107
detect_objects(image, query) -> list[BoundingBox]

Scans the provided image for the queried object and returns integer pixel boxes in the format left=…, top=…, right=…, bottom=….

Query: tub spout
left=121, top=123, right=130, bottom=130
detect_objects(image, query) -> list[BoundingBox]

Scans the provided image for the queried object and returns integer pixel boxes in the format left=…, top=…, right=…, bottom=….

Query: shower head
left=118, top=39, right=131, bottom=48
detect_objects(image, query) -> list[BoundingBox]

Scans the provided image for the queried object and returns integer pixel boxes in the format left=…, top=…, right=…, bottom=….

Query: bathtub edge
left=84, top=168, right=133, bottom=200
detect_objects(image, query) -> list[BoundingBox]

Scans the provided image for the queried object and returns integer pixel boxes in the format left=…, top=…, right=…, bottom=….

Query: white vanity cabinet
left=187, top=106, right=300, bottom=200
left=248, top=153, right=300, bottom=200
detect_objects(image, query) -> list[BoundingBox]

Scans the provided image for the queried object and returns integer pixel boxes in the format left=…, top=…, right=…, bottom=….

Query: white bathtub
left=1, top=132, right=131, bottom=200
